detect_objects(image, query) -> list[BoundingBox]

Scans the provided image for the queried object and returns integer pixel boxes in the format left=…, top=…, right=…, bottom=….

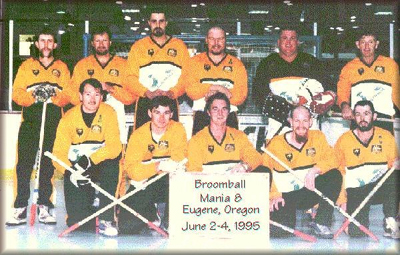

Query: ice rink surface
left=1, top=179, right=399, bottom=254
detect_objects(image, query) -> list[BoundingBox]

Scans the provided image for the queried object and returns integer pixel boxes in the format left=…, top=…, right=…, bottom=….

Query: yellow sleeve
left=108, top=59, right=137, bottom=105
left=51, top=64, right=71, bottom=107
left=12, top=61, right=36, bottom=107
left=52, top=117, right=72, bottom=175
left=336, top=62, right=352, bottom=108
left=229, top=60, right=248, bottom=106
left=315, top=132, right=338, bottom=174
left=185, top=58, right=211, bottom=100
left=390, top=61, right=400, bottom=113
left=170, top=123, right=188, bottom=161
left=237, top=131, right=262, bottom=170
left=170, top=42, right=190, bottom=98
left=69, top=61, right=87, bottom=105
left=90, top=107, right=122, bottom=165
left=125, top=42, right=148, bottom=98
left=262, top=145, right=282, bottom=200
left=186, top=136, right=204, bottom=172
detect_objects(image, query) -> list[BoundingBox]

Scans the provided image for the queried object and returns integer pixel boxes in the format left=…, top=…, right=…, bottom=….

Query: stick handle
left=270, top=220, right=316, bottom=242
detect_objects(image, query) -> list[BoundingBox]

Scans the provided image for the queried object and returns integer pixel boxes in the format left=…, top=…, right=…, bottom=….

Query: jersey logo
left=228, top=59, right=233, bottom=64
left=306, top=148, right=316, bottom=157
left=91, top=124, right=101, bottom=133
left=158, top=140, right=169, bottom=150
left=109, top=69, right=119, bottom=77
left=353, top=148, right=360, bottom=157
left=148, top=144, right=155, bottom=153
left=374, top=66, right=385, bottom=73
left=225, top=144, right=235, bottom=152
left=88, top=69, right=94, bottom=76
left=208, top=145, right=214, bottom=153
left=285, top=153, right=293, bottom=162
left=223, top=66, right=233, bottom=73
left=76, top=128, right=83, bottom=137
left=148, top=49, right=154, bottom=56
left=204, top=64, right=211, bottom=71
left=371, top=144, right=382, bottom=154
left=167, top=48, right=177, bottom=57
left=358, top=68, right=364, bottom=75
left=32, top=69, right=40, bottom=76
left=52, top=69, right=61, bottom=78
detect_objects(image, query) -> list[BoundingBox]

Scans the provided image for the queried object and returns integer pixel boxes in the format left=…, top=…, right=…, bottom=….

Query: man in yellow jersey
left=186, top=26, right=248, bottom=135
left=69, top=26, right=135, bottom=145
left=263, top=105, right=342, bottom=238
left=52, top=78, right=122, bottom=237
left=337, top=30, right=399, bottom=132
left=187, top=92, right=263, bottom=173
left=335, top=100, right=399, bottom=239
left=125, top=9, right=190, bottom=130
left=6, top=28, right=71, bottom=226
left=119, top=96, right=187, bottom=235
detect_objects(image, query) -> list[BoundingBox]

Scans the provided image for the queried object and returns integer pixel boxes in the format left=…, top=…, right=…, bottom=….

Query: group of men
left=6, top=8, right=399, bottom=240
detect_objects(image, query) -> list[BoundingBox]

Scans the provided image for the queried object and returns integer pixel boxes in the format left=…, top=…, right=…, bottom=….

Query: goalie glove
left=309, top=91, right=336, bottom=115
left=74, top=155, right=96, bottom=180
left=33, top=83, right=56, bottom=103
left=65, top=168, right=89, bottom=188
left=262, top=93, right=293, bottom=125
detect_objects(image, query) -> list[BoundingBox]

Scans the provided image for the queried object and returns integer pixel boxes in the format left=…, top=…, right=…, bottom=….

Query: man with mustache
left=335, top=100, right=399, bottom=239
left=337, top=30, right=399, bottom=133
left=6, top=28, right=71, bottom=226
left=125, top=9, right=190, bottom=130
left=263, top=105, right=342, bottom=238
left=69, top=26, right=135, bottom=145
left=186, top=26, right=248, bottom=135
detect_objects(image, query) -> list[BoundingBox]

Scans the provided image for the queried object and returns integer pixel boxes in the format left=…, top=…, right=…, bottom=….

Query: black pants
left=118, top=174, right=169, bottom=234
left=14, top=104, right=61, bottom=208
left=346, top=170, right=399, bottom=237
left=192, top=111, right=239, bottom=136
left=270, top=169, right=342, bottom=237
left=63, top=155, right=120, bottom=231
left=134, top=97, right=179, bottom=130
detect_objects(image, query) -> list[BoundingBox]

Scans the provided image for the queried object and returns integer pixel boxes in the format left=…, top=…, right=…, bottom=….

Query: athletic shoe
left=5, top=207, right=27, bottom=226
left=99, top=220, right=118, bottom=237
left=309, top=222, right=334, bottom=239
left=383, top=217, right=400, bottom=239
left=38, top=205, right=56, bottom=224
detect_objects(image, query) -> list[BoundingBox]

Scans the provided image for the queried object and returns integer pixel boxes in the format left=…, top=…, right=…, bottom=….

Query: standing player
left=335, top=100, right=399, bottom=239
left=186, top=26, right=248, bottom=135
left=337, top=30, right=399, bottom=132
left=253, top=27, right=335, bottom=142
left=263, top=105, right=342, bottom=238
left=69, top=26, right=135, bottom=145
left=6, top=28, right=71, bottom=226
left=125, top=9, right=190, bottom=130
left=119, top=96, right=187, bottom=234
left=187, top=92, right=263, bottom=173
left=52, top=78, right=122, bottom=236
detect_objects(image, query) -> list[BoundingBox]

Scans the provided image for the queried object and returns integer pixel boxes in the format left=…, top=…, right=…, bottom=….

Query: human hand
left=270, top=197, right=285, bottom=212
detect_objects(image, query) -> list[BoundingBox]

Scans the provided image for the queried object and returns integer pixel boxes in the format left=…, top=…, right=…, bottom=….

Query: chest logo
left=208, top=145, right=214, bottom=154
left=91, top=124, right=101, bottom=133
left=76, top=128, right=83, bottom=137
left=374, top=66, right=385, bottom=73
left=353, top=148, right=361, bottom=157
left=109, top=69, right=119, bottom=77
left=204, top=64, right=211, bottom=71
left=32, top=69, right=40, bottom=76
left=228, top=58, right=233, bottom=64
left=52, top=69, right=61, bottom=78
left=285, top=153, right=293, bottom=162
left=148, top=49, right=154, bottom=56
left=158, top=140, right=169, bottom=150
left=225, top=144, right=235, bottom=152
left=358, top=68, right=364, bottom=75
left=306, top=148, right=316, bottom=157
left=167, top=48, right=177, bottom=57
left=148, top=144, right=155, bottom=153
left=87, top=69, right=94, bottom=76
left=223, top=66, right=233, bottom=73
left=371, top=144, right=382, bottom=154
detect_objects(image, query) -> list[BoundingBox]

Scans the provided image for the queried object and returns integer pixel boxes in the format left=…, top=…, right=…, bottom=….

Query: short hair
left=146, top=5, right=167, bottom=20
left=36, top=27, right=57, bottom=43
left=205, top=92, right=231, bottom=112
left=206, top=26, right=226, bottom=37
left=79, top=78, right=104, bottom=95
left=288, top=105, right=311, bottom=119
left=279, top=25, right=299, bottom=37
left=91, top=26, right=112, bottom=41
left=356, top=29, right=378, bottom=42
left=353, top=100, right=376, bottom=114
left=149, top=96, right=175, bottom=112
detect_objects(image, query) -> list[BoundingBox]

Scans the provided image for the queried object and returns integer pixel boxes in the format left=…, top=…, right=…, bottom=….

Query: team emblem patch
left=148, top=144, right=155, bottom=153
left=109, top=69, right=119, bottom=77
left=148, top=49, right=154, bottom=56
left=358, top=68, right=364, bottom=75
left=88, top=69, right=94, bottom=76
left=76, top=128, right=83, bottom=137
left=353, top=148, right=360, bottom=157
left=208, top=145, right=214, bottom=153
left=285, top=153, right=293, bottom=162
left=228, top=58, right=233, bottom=64
left=32, top=69, right=40, bottom=76
left=91, top=125, right=101, bottom=133
left=204, top=64, right=211, bottom=71
left=223, top=66, right=233, bottom=73
left=225, top=144, right=235, bottom=152
left=52, top=69, right=61, bottom=78
left=306, top=148, right=316, bottom=157
left=374, top=66, right=385, bottom=73
left=167, top=48, right=177, bottom=57
left=158, top=140, right=169, bottom=150
left=371, top=144, right=382, bottom=154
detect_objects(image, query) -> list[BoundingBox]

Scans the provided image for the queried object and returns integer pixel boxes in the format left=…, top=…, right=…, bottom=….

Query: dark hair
left=36, top=27, right=57, bottom=43
left=288, top=105, right=311, bottom=119
left=279, top=25, right=299, bottom=37
left=205, top=92, right=231, bottom=112
left=353, top=100, right=375, bottom=114
left=356, top=29, right=378, bottom=42
left=79, top=78, right=104, bottom=95
left=91, top=26, right=112, bottom=41
left=206, top=26, right=226, bottom=37
left=146, top=5, right=167, bottom=20
left=149, top=96, right=175, bottom=112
